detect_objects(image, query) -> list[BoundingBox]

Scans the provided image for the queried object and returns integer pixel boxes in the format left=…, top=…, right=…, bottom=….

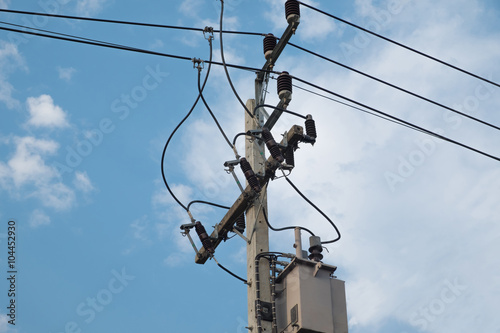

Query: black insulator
left=261, top=127, right=284, bottom=163
left=285, top=144, right=295, bottom=167
left=305, top=114, right=317, bottom=145
left=234, top=213, right=246, bottom=233
left=285, top=0, right=300, bottom=23
left=277, top=71, right=292, bottom=100
left=308, top=236, right=323, bottom=262
left=195, top=221, right=214, bottom=254
left=263, top=33, right=277, bottom=60
left=240, top=157, right=262, bottom=193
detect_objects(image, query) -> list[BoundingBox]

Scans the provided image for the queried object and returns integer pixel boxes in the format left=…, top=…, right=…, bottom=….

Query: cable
left=291, top=74, right=500, bottom=162
left=160, top=40, right=214, bottom=212
left=213, top=256, right=247, bottom=284
left=218, top=0, right=255, bottom=120
left=290, top=82, right=435, bottom=135
left=198, top=67, right=235, bottom=150
left=297, top=1, right=500, bottom=88
left=0, top=25, right=270, bottom=73
left=0, top=8, right=264, bottom=36
left=255, top=103, right=307, bottom=119
left=287, top=42, right=500, bottom=131
left=187, top=200, right=230, bottom=211
left=283, top=175, right=341, bottom=244
left=262, top=207, right=315, bottom=237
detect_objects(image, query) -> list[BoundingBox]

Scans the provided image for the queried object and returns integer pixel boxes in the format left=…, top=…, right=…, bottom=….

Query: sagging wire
left=282, top=171, right=341, bottom=244
left=219, top=0, right=257, bottom=122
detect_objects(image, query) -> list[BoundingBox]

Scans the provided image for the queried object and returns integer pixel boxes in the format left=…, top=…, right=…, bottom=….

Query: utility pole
left=245, top=99, right=272, bottom=332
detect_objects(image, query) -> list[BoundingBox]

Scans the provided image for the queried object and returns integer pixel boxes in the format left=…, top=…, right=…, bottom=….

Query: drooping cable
left=297, top=1, right=500, bottom=88
left=291, top=74, right=500, bottom=162
left=219, top=0, right=255, bottom=119
left=287, top=42, right=500, bottom=131
left=187, top=200, right=230, bottom=211
left=262, top=207, right=315, bottom=237
left=198, top=62, right=235, bottom=151
left=283, top=175, right=341, bottom=244
left=212, top=256, right=247, bottom=284
left=160, top=40, right=214, bottom=213
left=0, top=8, right=264, bottom=36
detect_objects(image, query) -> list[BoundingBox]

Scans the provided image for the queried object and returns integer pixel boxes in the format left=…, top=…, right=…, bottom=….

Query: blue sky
left=0, top=0, right=499, bottom=332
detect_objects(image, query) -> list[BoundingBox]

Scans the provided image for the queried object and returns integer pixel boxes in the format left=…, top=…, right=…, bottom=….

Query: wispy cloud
left=75, top=0, right=108, bottom=16
left=29, top=209, right=51, bottom=228
left=0, top=40, right=25, bottom=109
left=57, top=66, right=76, bottom=82
left=73, top=171, right=94, bottom=193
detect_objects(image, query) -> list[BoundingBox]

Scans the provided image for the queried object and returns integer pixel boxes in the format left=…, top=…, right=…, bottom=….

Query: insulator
left=285, top=144, right=295, bottom=167
left=240, top=157, right=262, bottom=193
left=308, top=236, right=323, bottom=262
left=195, top=221, right=214, bottom=254
left=285, top=0, right=300, bottom=24
left=263, top=33, right=277, bottom=61
left=234, top=213, right=246, bottom=233
left=305, top=114, right=317, bottom=139
left=261, top=127, right=284, bottom=163
left=277, top=71, right=292, bottom=100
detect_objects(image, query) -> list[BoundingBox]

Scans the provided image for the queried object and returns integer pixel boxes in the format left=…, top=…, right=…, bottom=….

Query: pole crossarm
left=255, top=16, right=299, bottom=106
left=194, top=124, right=304, bottom=264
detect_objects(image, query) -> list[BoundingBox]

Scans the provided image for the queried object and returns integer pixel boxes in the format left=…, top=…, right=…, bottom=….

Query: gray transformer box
left=275, top=257, right=348, bottom=333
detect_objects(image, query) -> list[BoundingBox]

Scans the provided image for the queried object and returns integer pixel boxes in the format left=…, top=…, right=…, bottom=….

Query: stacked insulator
left=308, top=236, right=323, bottom=262
left=277, top=71, right=292, bottom=100
left=263, top=33, right=277, bottom=60
left=303, top=114, right=317, bottom=145
left=234, top=213, right=245, bottom=233
left=261, top=127, right=284, bottom=163
left=240, top=157, right=262, bottom=193
left=195, top=221, right=214, bottom=254
left=285, top=0, right=301, bottom=23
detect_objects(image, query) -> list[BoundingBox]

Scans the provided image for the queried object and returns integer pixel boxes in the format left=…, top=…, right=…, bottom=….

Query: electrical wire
left=254, top=103, right=307, bottom=119
left=0, top=24, right=269, bottom=73
left=160, top=40, right=214, bottom=212
left=0, top=8, right=264, bottom=36
left=297, top=1, right=500, bottom=88
left=212, top=256, right=247, bottom=284
left=283, top=174, right=341, bottom=244
left=287, top=42, right=500, bottom=131
left=290, top=81, right=435, bottom=136
left=262, top=207, right=315, bottom=237
left=198, top=66, right=235, bottom=150
left=187, top=200, right=230, bottom=211
left=291, top=74, right=500, bottom=162
left=218, top=0, right=255, bottom=120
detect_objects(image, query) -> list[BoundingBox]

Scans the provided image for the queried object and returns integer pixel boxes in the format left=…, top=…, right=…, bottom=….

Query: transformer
left=275, top=257, right=348, bottom=333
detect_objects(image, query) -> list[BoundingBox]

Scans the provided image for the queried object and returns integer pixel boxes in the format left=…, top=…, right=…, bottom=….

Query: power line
left=297, top=1, right=500, bottom=89
left=291, top=74, right=500, bottom=162
left=219, top=0, right=255, bottom=119
left=287, top=41, right=500, bottom=132
left=0, top=8, right=264, bottom=36
left=0, top=24, right=267, bottom=73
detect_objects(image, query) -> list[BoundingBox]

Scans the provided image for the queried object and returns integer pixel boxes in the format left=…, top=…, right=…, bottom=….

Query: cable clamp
left=192, top=58, right=204, bottom=70
left=203, top=26, right=214, bottom=40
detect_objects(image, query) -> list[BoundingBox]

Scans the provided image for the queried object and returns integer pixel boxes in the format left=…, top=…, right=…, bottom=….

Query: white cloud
left=0, top=136, right=76, bottom=210
left=75, top=0, right=108, bottom=16
left=57, top=66, right=76, bottom=82
left=0, top=1, right=9, bottom=9
left=29, top=209, right=51, bottom=228
left=26, top=95, right=70, bottom=129
left=73, top=171, right=94, bottom=193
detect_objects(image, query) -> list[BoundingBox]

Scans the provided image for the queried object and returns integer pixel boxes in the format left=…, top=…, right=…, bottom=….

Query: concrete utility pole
left=245, top=99, right=272, bottom=332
